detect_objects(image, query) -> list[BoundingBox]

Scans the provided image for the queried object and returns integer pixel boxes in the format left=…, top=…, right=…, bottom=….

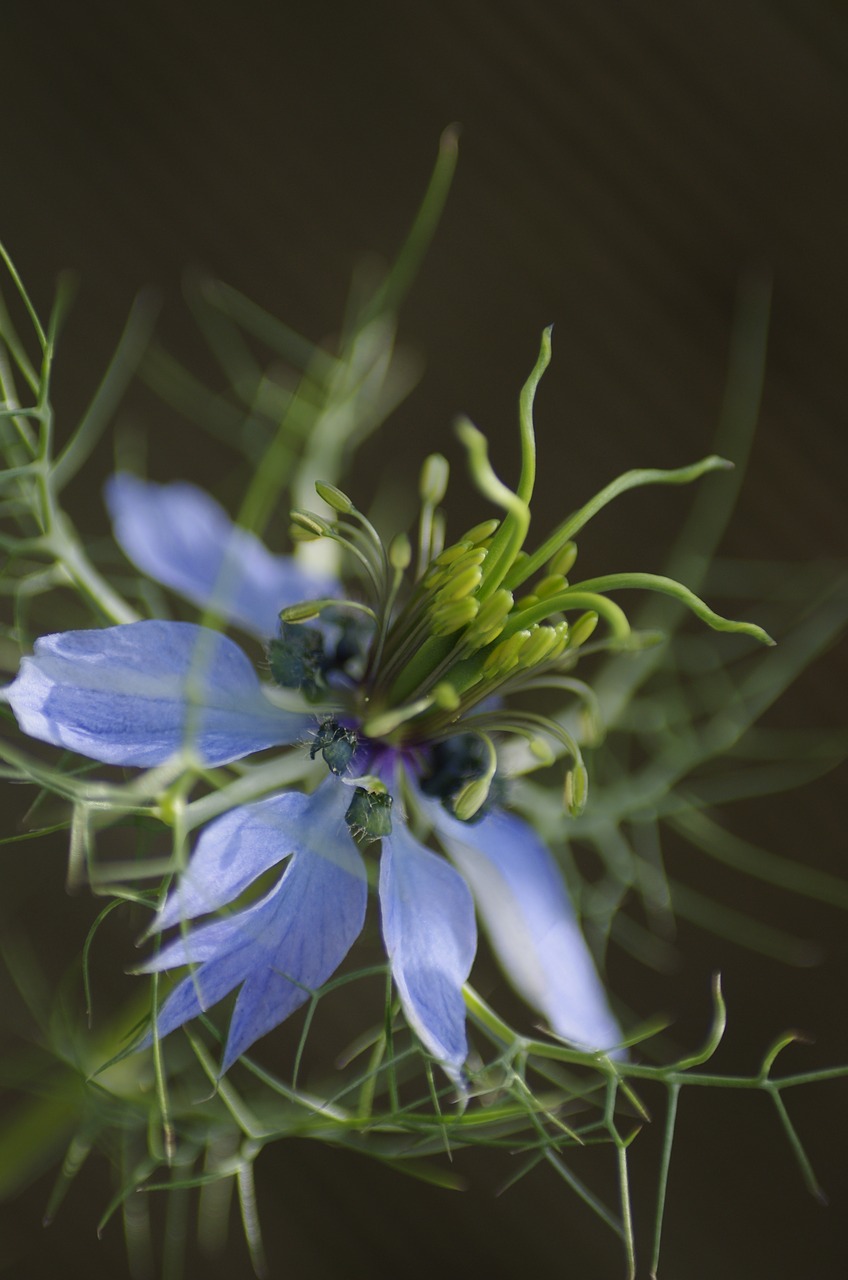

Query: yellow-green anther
left=564, top=763, right=589, bottom=817
left=429, top=509, right=446, bottom=561
left=289, top=523, right=321, bottom=542
left=431, top=596, right=480, bottom=636
left=515, top=592, right=539, bottom=611
left=427, top=547, right=487, bottom=593
left=464, top=587, right=514, bottom=649
left=534, top=573, right=568, bottom=600
left=518, top=624, right=560, bottom=667
left=363, top=697, right=434, bottom=739
left=550, top=620, right=570, bottom=656
left=432, top=540, right=474, bottom=569
left=566, top=611, right=599, bottom=648
left=282, top=596, right=377, bottom=626
left=452, top=732, right=498, bottom=821
left=579, top=705, right=604, bottom=748
left=452, top=776, right=491, bottom=821
left=437, top=562, right=484, bottom=603
left=315, top=481, right=354, bottom=514
left=529, top=736, right=555, bottom=765
left=347, top=774, right=389, bottom=795
left=461, top=518, right=500, bottom=545
left=447, top=547, right=488, bottom=576
left=548, top=540, right=578, bottom=577
left=420, top=452, right=450, bottom=505
left=280, top=601, right=323, bottom=623
left=290, top=509, right=331, bottom=537
left=389, top=532, right=412, bottom=570
left=433, top=681, right=461, bottom=711
left=482, top=629, right=530, bottom=675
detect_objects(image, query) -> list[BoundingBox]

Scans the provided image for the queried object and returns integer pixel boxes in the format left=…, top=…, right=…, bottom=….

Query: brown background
left=2, top=2, right=847, bottom=1277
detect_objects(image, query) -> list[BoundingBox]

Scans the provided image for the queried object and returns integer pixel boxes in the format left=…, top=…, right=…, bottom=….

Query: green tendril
left=566, top=573, right=775, bottom=646
left=505, top=456, right=734, bottom=592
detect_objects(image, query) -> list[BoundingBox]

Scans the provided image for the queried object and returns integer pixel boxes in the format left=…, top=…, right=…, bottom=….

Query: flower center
left=268, top=330, right=773, bottom=830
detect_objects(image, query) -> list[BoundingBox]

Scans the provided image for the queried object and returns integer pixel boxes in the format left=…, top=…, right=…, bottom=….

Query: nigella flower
left=6, top=334, right=772, bottom=1081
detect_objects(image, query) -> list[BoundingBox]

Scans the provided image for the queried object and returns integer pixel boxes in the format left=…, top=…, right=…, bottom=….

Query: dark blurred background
left=2, top=2, right=846, bottom=1277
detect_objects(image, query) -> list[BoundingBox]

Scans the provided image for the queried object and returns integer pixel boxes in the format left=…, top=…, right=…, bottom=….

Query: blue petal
left=142, top=779, right=366, bottom=1070
left=427, top=799, right=622, bottom=1054
left=152, top=784, right=337, bottom=929
left=7, top=620, right=308, bottom=766
left=106, top=474, right=336, bottom=638
left=379, top=819, right=476, bottom=1080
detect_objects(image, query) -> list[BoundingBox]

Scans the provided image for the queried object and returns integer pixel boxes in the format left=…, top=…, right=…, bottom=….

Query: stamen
left=548, top=540, right=578, bottom=577
left=455, top=418, right=530, bottom=600
left=363, top=696, right=435, bottom=739
left=451, top=731, right=498, bottom=821
left=566, top=611, right=599, bottom=649
left=417, top=452, right=449, bottom=576
left=430, top=596, right=480, bottom=636
left=504, top=591, right=630, bottom=645
left=459, top=709, right=588, bottom=816
left=290, top=506, right=382, bottom=595
left=281, top=598, right=378, bottom=626
left=462, top=586, right=514, bottom=649
left=314, top=481, right=355, bottom=515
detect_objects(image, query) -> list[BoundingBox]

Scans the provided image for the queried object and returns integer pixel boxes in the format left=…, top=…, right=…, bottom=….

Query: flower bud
left=430, top=596, right=480, bottom=636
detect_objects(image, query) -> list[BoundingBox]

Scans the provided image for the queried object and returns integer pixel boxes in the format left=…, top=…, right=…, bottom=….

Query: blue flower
left=7, top=474, right=622, bottom=1081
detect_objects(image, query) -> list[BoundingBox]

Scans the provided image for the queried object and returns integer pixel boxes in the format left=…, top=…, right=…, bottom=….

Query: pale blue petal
left=152, top=784, right=335, bottom=929
left=151, top=794, right=308, bottom=930
left=379, top=820, right=476, bottom=1080
left=7, top=620, right=307, bottom=766
left=141, top=778, right=367, bottom=1071
left=106, top=474, right=336, bottom=638
left=427, top=799, right=622, bottom=1055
